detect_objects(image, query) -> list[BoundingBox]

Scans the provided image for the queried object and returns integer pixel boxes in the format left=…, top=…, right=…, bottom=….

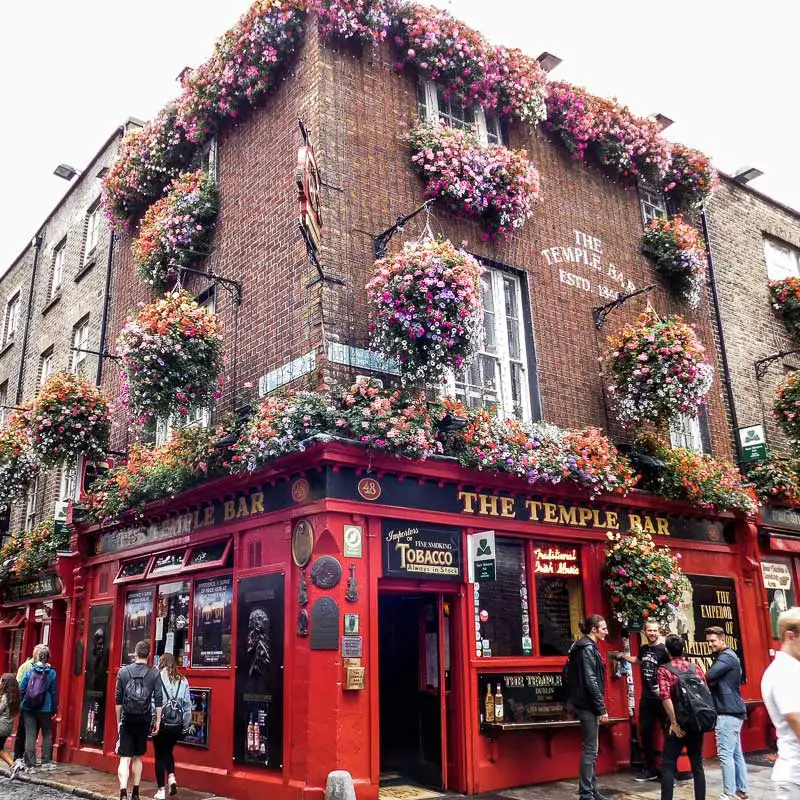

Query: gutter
left=95, top=229, right=115, bottom=386
left=15, top=233, right=43, bottom=405
left=701, top=210, right=741, bottom=464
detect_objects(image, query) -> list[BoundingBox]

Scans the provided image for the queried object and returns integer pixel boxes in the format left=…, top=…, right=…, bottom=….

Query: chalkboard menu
left=478, top=671, right=566, bottom=726
left=536, top=577, right=574, bottom=656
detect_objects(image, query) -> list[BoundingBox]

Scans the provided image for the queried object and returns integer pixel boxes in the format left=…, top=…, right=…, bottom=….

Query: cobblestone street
left=2, top=778, right=82, bottom=799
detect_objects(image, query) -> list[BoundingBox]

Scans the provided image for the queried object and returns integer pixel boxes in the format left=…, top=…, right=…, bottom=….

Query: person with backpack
left=19, top=645, right=57, bottom=772
left=11, top=643, right=43, bottom=774
left=153, top=653, right=191, bottom=799
left=566, top=614, right=612, bottom=800
left=0, top=672, right=22, bottom=771
left=657, top=634, right=716, bottom=800
left=115, top=641, right=163, bottom=800
left=705, top=626, right=749, bottom=800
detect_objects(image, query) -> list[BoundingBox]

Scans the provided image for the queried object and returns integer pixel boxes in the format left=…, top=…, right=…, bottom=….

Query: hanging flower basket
left=746, top=453, right=800, bottom=507
left=605, top=310, right=714, bottom=427
left=642, top=216, right=707, bottom=308
left=663, top=143, right=718, bottom=213
left=604, top=523, right=691, bottom=628
left=770, top=278, right=800, bottom=340
left=366, top=238, right=484, bottom=385
left=23, top=373, right=111, bottom=467
left=775, top=371, right=800, bottom=444
left=117, top=290, right=224, bottom=423
left=0, top=417, right=38, bottom=504
left=543, top=82, right=671, bottom=184
left=0, top=519, right=70, bottom=580
left=408, top=122, right=540, bottom=240
left=132, top=170, right=218, bottom=289
left=309, top=0, right=391, bottom=45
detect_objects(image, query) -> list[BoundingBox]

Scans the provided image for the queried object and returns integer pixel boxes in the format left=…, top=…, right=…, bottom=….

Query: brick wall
left=705, top=177, right=800, bottom=458
left=0, top=129, right=122, bottom=532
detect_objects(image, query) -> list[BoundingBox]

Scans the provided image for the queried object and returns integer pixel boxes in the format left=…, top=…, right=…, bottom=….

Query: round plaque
left=310, top=555, right=343, bottom=590
left=292, top=520, right=314, bottom=568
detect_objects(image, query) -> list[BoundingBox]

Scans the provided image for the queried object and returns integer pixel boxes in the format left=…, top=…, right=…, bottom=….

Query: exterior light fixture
left=176, top=66, right=193, bottom=84
left=54, top=164, right=78, bottom=181
left=652, top=113, right=674, bottom=131
left=733, top=166, right=764, bottom=185
left=96, top=167, right=109, bottom=179
left=535, top=52, right=563, bottom=73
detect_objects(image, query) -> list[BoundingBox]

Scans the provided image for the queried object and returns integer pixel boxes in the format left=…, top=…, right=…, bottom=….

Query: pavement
left=0, top=757, right=780, bottom=800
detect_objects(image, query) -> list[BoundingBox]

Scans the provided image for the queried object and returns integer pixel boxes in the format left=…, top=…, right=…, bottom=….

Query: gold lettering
left=543, top=503, right=558, bottom=523
left=203, top=506, right=215, bottom=527
left=236, top=497, right=250, bottom=518
left=628, top=513, right=642, bottom=529
left=224, top=500, right=236, bottom=522
left=558, top=506, right=577, bottom=526
left=606, top=511, right=619, bottom=530
left=499, top=496, right=515, bottom=518
left=250, top=492, right=264, bottom=515
left=526, top=500, right=543, bottom=521
left=478, top=493, right=500, bottom=516
left=656, top=517, right=670, bottom=536
left=577, top=508, right=593, bottom=527
left=591, top=509, right=602, bottom=528
left=642, top=516, right=656, bottom=535
left=459, top=491, right=478, bottom=514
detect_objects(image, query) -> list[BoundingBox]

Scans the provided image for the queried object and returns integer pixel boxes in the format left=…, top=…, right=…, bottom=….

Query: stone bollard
left=325, top=770, right=357, bottom=800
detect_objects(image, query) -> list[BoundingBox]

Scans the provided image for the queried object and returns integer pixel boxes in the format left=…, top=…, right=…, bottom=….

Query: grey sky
left=1, top=1, right=797, bottom=270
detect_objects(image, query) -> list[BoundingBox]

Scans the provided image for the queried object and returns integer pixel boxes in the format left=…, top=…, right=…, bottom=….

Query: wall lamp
left=536, top=52, right=562, bottom=73
left=54, top=164, right=79, bottom=181
left=733, top=166, right=764, bottom=185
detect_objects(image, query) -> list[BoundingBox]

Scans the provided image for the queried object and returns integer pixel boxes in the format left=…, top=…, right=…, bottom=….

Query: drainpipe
left=701, top=211, right=741, bottom=464
left=96, top=229, right=115, bottom=386
left=16, top=233, right=43, bottom=405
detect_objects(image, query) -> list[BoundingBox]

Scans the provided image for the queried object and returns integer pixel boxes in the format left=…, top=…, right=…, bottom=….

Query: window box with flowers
left=22, top=372, right=111, bottom=468
left=604, top=309, right=714, bottom=428
left=769, top=277, right=800, bottom=341
left=774, top=371, right=800, bottom=445
left=0, top=518, right=69, bottom=583
left=662, top=143, right=718, bottom=213
left=641, top=216, right=707, bottom=308
left=407, top=122, right=540, bottom=241
left=309, top=0, right=390, bottom=46
left=117, top=290, right=224, bottom=424
left=132, top=169, right=218, bottom=289
left=604, top=523, right=691, bottom=629
left=366, top=238, right=485, bottom=385
left=746, top=453, right=800, bottom=507
left=0, top=415, right=38, bottom=505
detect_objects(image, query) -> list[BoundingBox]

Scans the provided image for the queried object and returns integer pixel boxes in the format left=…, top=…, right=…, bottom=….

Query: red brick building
left=0, top=7, right=772, bottom=800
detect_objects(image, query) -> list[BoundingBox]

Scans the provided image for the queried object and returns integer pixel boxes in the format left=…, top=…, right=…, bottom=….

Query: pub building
left=27, top=440, right=768, bottom=800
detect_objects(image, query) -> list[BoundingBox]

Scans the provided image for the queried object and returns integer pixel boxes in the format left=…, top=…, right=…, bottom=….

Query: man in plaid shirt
left=657, top=634, right=708, bottom=800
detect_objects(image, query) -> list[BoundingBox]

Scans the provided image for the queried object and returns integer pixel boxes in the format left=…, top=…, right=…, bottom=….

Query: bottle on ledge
left=494, top=682, right=504, bottom=723
left=484, top=683, right=495, bottom=723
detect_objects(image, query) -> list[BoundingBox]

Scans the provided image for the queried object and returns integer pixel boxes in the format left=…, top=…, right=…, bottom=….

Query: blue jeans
left=715, top=714, right=748, bottom=795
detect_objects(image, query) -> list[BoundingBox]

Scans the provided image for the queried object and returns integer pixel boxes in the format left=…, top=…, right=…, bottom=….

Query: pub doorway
left=378, top=591, right=462, bottom=793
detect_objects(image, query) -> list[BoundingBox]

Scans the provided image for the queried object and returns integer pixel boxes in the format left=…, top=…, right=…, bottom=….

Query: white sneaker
left=8, top=760, right=23, bottom=780
left=154, top=788, right=166, bottom=799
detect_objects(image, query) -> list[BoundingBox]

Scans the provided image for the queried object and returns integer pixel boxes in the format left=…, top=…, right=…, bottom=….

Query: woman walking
left=19, top=645, right=57, bottom=771
left=152, top=654, right=190, bottom=799
left=0, top=673, right=21, bottom=773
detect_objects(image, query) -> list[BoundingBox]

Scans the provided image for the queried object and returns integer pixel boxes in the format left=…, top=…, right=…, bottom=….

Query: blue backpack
left=26, top=669, right=48, bottom=709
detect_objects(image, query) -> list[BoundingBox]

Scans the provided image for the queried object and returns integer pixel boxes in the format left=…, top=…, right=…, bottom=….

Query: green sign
left=474, top=560, right=496, bottom=582
left=738, top=424, right=767, bottom=464
left=469, top=532, right=496, bottom=583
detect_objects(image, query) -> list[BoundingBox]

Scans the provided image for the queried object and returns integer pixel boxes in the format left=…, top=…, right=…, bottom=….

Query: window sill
left=75, top=259, right=96, bottom=283
left=42, top=293, right=62, bottom=316
left=0, top=340, right=14, bottom=358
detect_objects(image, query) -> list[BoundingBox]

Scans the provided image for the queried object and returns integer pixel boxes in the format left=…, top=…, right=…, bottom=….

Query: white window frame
left=39, top=349, right=55, bottom=386
left=417, top=80, right=503, bottom=146
left=84, top=201, right=101, bottom=265
left=638, top=181, right=668, bottom=227
left=765, top=237, right=800, bottom=281
left=4, top=293, right=20, bottom=346
left=0, top=382, right=8, bottom=427
left=155, top=407, right=210, bottom=447
left=201, top=136, right=218, bottom=183
left=51, top=239, right=67, bottom=296
left=25, top=475, right=41, bottom=532
left=71, top=317, right=90, bottom=374
left=445, top=266, right=532, bottom=421
left=60, top=459, right=81, bottom=503
left=670, top=413, right=704, bottom=454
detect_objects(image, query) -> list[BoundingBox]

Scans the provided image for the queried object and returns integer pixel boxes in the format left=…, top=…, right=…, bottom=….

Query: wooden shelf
left=485, top=716, right=627, bottom=732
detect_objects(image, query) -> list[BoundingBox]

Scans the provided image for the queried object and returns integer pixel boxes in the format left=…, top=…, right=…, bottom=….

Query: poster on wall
left=233, top=573, right=284, bottom=769
left=121, top=587, right=154, bottom=665
left=762, top=561, right=796, bottom=639
left=80, top=604, right=112, bottom=745
left=192, top=575, right=233, bottom=668
left=667, top=575, right=745, bottom=679
left=182, top=687, right=211, bottom=748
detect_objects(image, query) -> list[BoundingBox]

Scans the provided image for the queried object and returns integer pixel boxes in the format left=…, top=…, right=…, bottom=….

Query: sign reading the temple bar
left=5, top=573, right=62, bottom=601
left=382, top=521, right=462, bottom=580
left=478, top=671, right=566, bottom=726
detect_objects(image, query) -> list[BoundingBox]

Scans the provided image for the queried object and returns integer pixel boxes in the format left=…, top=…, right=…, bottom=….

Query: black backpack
left=665, top=663, right=717, bottom=732
left=160, top=676, right=185, bottom=734
left=122, top=666, right=153, bottom=720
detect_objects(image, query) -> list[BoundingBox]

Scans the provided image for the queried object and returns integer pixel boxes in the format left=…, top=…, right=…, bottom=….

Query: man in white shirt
left=762, top=607, right=800, bottom=797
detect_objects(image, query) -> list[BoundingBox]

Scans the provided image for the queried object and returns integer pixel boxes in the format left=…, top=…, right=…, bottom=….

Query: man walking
left=115, top=641, right=162, bottom=800
left=762, top=607, right=800, bottom=797
left=567, top=614, right=611, bottom=800
left=705, top=626, right=748, bottom=800
left=658, top=634, right=715, bottom=800
left=620, top=619, right=669, bottom=781
left=19, top=645, right=57, bottom=771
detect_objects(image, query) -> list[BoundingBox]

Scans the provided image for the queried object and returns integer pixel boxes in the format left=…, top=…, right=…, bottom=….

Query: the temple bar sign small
left=738, top=424, right=767, bottom=463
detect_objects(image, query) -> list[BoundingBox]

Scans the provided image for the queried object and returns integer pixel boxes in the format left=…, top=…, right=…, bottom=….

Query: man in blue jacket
left=705, top=626, right=748, bottom=800
left=19, top=645, right=57, bottom=772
